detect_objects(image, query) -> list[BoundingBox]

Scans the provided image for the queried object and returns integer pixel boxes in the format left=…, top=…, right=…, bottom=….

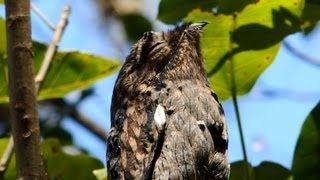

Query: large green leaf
left=230, top=161, right=291, bottom=180
left=292, top=101, right=320, bottom=180
left=187, top=0, right=303, bottom=100
left=0, top=0, right=3, bottom=4
left=0, top=18, right=120, bottom=103
left=42, top=138, right=104, bottom=180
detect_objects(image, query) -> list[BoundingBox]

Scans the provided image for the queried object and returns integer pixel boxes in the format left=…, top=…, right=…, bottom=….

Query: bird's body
left=107, top=23, right=229, bottom=179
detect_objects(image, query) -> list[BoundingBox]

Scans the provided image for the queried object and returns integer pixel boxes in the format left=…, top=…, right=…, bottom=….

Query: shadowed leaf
left=158, top=0, right=216, bottom=24
left=120, top=13, right=152, bottom=42
left=292, top=101, right=320, bottom=180
left=254, top=161, right=291, bottom=180
left=42, top=138, right=104, bottom=180
left=230, top=161, right=291, bottom=180
left=302, top=0, right=320, bottom=32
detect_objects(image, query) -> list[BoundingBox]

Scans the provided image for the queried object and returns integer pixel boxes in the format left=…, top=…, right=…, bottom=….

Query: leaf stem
left=229, top=12, right=249, bottom=180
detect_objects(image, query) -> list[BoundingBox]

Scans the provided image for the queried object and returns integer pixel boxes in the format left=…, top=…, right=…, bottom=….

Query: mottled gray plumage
left=107, top=22, right=229, bottom=179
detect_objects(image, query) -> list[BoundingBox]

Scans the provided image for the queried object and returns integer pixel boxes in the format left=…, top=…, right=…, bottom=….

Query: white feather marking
left=154, top=104, right=166, bottom=130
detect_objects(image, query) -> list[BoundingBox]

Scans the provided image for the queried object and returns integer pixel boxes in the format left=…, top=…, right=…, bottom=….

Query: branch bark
left=5, top=0, right=47, bottom=179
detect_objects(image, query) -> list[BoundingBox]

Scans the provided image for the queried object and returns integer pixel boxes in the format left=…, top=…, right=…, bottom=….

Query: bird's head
left=121, top=22, right=208, bottom=83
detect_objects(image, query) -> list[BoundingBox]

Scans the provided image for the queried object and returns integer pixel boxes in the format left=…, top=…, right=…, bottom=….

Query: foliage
left=230, top=161, right=291, bottom=180
left=292, top=101, right=320, bottom=180
left=120, top=13, right=152, bottom=41
left=0, top=17, right=120, bottom=103
left=0, top=138, right=104, bottom=179
left=0, top=138, right=16, bottom=179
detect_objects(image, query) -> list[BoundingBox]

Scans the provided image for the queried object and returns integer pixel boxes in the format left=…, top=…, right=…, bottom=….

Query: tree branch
left=283, top=40, right=320, bottom=67
left=35, top=5, right=71, bottom=92
left=5, top=0, right=47, bottom=178
left=0, top=5, right=71, bottom=177
left=49, top=98, right=107, bottom=141
left=31, top=3, right=56, bottom=31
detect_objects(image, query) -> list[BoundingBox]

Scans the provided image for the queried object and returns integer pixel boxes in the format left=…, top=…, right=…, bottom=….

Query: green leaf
left=187, top=0, right=303, bottom=100
left=292, top=101, right=320, bottom=180
left=230, top=161, right=254, bottom=180
left=158, top=0, right=216, bottom=24
left=93, top=168, right=108, bottom=180
left=0, top=0, right=3, bottom=4
left=41, top=126, right=73, bottom=145
left=0, top=17, right=6, bottom=55
left=0, top=17, right=120, bottom=103
left=120, top=13, right=152, bottom=42
left=42, top=138, right=104, bottom=180
left=0, top=138, right=17, bottom=179
left=254, top=161, right=291, bottom=180
left=33, top=42, right=120, bottom=102
left=230, top=161, right=291, bottom=180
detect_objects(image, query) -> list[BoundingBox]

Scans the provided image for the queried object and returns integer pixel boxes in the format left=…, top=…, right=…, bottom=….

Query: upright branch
left=5, top=0, right=47, bottom=179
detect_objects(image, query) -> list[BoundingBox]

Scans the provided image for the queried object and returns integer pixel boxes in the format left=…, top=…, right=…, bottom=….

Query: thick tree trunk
left=5, top=0, right=47, bottom=179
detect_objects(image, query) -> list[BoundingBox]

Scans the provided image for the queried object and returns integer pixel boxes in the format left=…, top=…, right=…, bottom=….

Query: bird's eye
left=148, top=41, right=166, bottom=54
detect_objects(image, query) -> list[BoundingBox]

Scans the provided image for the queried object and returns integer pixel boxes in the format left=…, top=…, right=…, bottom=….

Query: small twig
left=49, top=98, right=107, bottom=141
left=31, top=3, right=56, bottom=30
left=0, top=5, right=71, bottom=176
left=0, top=136, right=14, bottom=175
left=283, top=40, right=320, bottom=67
left=70, top=109, right=107, bottom=141
left=35, top=5, right=71, bottom=92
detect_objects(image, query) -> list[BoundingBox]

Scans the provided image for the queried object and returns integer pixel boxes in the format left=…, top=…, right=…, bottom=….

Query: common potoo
left=107, top=22, right=229, bottom=179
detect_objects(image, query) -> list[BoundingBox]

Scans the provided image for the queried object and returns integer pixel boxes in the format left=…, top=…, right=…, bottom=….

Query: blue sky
left=1, top=0, right=320, bottom=169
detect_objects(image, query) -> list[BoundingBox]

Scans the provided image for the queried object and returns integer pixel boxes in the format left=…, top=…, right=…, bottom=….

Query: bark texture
left=5, top=0, right=47, bottom=179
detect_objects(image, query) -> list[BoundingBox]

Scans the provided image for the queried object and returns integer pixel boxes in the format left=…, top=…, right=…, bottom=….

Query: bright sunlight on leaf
left=93, top=168, right=108, bottom=180
left=186, top=0, right=304, bottom=100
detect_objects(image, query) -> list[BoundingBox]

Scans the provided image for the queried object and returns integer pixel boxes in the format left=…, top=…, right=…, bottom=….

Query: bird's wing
left=107, top=80, right=160, bottom=179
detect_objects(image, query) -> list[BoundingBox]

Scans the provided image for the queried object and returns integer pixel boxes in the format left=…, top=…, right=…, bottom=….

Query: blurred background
left=1, top=0, right=320, bottom=169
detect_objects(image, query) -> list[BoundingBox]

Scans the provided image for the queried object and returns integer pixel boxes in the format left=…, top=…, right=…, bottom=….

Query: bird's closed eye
left=148, top=41, right=166, bottom=55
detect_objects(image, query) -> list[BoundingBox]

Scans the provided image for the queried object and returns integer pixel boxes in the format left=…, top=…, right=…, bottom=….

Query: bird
left=107, top=22, right=229, bottom=180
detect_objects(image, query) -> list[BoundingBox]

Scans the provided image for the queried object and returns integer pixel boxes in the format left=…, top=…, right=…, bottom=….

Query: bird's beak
left=189, top=21, right=209, bottom=29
